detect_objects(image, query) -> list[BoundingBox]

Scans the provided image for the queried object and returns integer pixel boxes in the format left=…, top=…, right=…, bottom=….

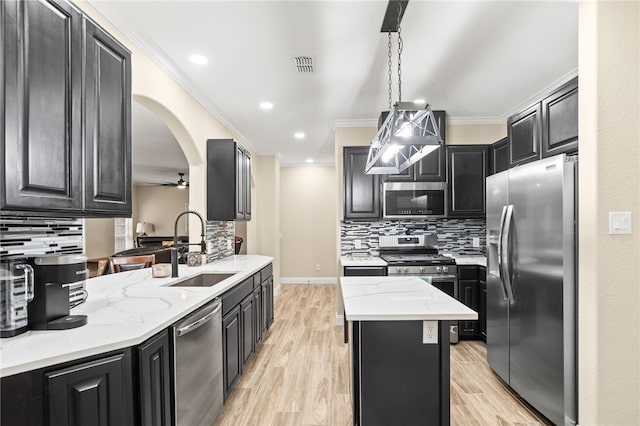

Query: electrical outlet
left=315, top=264, right=321, bottom=271
left=354, top=240, right=362, bottom=249
left=423, top=321, right=438, bottom=344
left=472, top=237, right=480, bottom=247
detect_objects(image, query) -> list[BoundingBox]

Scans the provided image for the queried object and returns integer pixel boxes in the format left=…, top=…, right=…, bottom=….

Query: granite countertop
left=340, top=276, right=477, bottom=322
left=0, top=255, right=273, bottom=378
left=340, top=255, right=387, bottom=267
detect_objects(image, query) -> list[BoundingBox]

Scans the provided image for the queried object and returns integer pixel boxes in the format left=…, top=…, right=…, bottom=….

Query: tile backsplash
left=206, top=221, right=235, bottom=262
left=341, top=218, right=486, bottom=257
left=0, top=217, right=84, bottom=260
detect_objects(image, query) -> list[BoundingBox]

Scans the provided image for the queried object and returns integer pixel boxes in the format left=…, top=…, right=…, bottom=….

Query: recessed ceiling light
left=305, top=158, right=314, bottom=164
left=259, top=101, right=274, bottom=110
left=413, top=98, right=426, bottom=105
left=189, top=54, right=208, bottom=65
left=294, top=132, right=305, bottom=140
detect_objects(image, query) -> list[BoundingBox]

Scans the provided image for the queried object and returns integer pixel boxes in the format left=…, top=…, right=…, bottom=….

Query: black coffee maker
left=28, top=254, right=88, bottom=330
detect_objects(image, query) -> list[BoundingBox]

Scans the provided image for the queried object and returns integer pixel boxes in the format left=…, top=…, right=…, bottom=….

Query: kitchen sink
left=170, top=273, right=236, bottom=287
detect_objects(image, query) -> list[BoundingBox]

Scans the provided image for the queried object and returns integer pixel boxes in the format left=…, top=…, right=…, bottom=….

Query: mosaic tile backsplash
left=206, top=221, right=235, bottom=262
left=341, top=218, right=486, bottom=257
left=0, top=217, right=84, bottom=260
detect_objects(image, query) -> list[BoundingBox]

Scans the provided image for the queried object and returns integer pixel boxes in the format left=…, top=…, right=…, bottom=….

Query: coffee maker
left=28, top=254, right=88, bottom=330
left=0, top=259, right=34, bottom=337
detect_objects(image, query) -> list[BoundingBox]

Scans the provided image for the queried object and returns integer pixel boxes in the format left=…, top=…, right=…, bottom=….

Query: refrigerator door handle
left=496, top=205, right=509, bottom=301
left=501, top=204, right=515, bottom=303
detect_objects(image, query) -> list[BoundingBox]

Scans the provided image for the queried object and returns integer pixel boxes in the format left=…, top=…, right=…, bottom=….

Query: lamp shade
left=365, top=102, right=443, bottom=174
left=136, top=222, right=154, bottom=235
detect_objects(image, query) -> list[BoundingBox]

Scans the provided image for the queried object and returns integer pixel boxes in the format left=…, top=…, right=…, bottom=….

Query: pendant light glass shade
left=365, top=102, right=443, bottom=174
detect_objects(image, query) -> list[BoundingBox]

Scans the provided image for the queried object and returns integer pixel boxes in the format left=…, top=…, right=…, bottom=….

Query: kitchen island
left=341, top=276, right=477, bottom=426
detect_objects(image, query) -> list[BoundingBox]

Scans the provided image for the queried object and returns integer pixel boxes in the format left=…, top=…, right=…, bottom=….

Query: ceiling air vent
left=294, top=56, right=314, bottom=73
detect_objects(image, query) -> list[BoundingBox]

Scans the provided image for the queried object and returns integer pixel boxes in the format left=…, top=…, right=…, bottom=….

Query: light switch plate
left=423, top=321, right=438, bottom=344
left=609, top=211, right=632, bottom=235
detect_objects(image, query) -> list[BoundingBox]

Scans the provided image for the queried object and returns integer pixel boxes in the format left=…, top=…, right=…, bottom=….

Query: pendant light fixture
left=365, top=0, right=443, bottom=175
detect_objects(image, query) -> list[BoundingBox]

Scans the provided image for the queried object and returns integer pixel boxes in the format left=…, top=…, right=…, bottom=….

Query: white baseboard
left=336, top=314, right=344, bottom=326
left=280, top=277, right=337, bottom=285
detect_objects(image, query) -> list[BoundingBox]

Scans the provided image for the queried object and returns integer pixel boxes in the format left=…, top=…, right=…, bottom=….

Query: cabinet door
left=253, top=286, right=263, bottom=345
left=83, top=19, right=131, bottom=215
left=343, top=147, right=381, bottom=219
left=508, top=103, right=542, bottom=167
left=244, top=150, right=252, bottom=220
left=458, top=280, right=479, bottom=338
left=240, top=294, right=255, bottom=370
left=490, top=138, right=509, bottom=175
left=267, top=276, right=274, bottom=327
left=447, top=145, right=488, bottom=218
left=46, top=352, right=134, bottom=426
left=542, top=77, right=578, bottom=158
left=479, top=267, right=487, bottom=342
left=235, top=146, right=245, bottom=220
left=222, top=305, right=241, bottom=400
left=2, top=0, right=83, bottom=213
left=138, top=330, right=172, bottom=426
left=414, top=110, right=447, bottom=182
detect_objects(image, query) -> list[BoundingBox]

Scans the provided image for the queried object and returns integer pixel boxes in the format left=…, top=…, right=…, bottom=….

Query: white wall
left=132, top=185, right=189, bottom=236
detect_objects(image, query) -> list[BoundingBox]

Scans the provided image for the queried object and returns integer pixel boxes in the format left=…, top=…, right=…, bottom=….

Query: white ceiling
left=91, top=1, right=578, bottom=183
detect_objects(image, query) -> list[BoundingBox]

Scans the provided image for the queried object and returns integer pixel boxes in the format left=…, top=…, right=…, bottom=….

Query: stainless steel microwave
left=383, top=182, right=447, bottom=218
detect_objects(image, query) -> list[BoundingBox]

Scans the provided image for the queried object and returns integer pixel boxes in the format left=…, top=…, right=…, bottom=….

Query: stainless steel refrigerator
left=486, top=154, right=577, bottom=426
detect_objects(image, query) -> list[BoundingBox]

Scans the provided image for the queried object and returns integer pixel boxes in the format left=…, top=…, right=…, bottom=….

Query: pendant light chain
left=397, top=8, right=403, bottom=103
left=387, top=32, right=393, bottom=111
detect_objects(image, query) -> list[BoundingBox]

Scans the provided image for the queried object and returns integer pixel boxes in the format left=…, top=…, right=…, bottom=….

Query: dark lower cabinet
left=447, top=145, right=489, bottom=218
left=343, top=266, right=387, bottom=276
left=241, top=294, right=255, bottom=370
left=479, top=267, right=487, bottom=342
left=263, top=276, right=274, bottom=329
left=83, top=18, right=132, bottom=216
left=343, top=147, right=381, bottom=220
left=458, top=265, right=481, bottom=340
left=542, top=77, right=578, bottom=158
left=254, top=285, right=263, bottom=346
left=46, top=352, right=134, bottom=426
left=222, top=304, right=242, bottom=401
left=490, top=138, right=509, bottom=175
left=138, top=330, right=172, bottom=426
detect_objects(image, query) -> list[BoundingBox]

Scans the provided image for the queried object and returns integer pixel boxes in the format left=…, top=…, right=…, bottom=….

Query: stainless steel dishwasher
left=172, top=298, right=223, bottom=426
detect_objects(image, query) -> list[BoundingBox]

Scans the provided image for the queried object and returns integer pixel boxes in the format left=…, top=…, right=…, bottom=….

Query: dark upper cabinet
left=138, top=330, right=172, bottom=426
left=542, top=77, right=578, bottom=158
left=1, top=0, right=132, bottom=217
left=384, top=110, right=447, bottom=182
left=508, top=102, right=542, bottom=167
left=343, top=147, right=381, bottom=220
left=207, top=139, right=252, bottom=221
left=45, top=352, right=134, bottom=426
left=446, top=145, right=488, bottom=218
left=490, top=138, right=509, bottom=175
left=83, top=18, right=132, bottom=216
left=2, top=0, right=83, bottom=213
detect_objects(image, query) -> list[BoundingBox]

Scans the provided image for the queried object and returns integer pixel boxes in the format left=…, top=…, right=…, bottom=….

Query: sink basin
left=170, top=273, right=235, bottom=287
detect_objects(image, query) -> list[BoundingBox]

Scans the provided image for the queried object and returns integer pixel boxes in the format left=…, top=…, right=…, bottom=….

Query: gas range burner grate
left=380, top=253, right=456, bottom=265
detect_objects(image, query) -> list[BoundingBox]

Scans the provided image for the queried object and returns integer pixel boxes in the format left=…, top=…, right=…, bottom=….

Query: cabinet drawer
left=457, top=266, right=478, bottom=280
left=222, top=277, right=254, bottom=316
left=259, top=264, right=273, bottom=283
left=343, top=266, right=387, bottom=276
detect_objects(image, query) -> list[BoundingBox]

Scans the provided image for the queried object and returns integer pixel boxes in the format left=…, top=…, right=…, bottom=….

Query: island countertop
left=0, top=255, right=273, bottom=378
left=341, top=276, right=478, bottom=321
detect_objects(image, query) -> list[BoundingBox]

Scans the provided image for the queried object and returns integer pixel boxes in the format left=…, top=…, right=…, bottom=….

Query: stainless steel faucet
left=171, top=210, right=207, bottom=277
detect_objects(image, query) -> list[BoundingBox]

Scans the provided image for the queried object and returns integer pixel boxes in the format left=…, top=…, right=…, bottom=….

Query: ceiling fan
left=161, top=172, right=189, bottom=189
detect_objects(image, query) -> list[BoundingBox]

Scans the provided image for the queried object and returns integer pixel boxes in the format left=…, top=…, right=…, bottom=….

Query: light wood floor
left=214, top=284, right=550, bottom=426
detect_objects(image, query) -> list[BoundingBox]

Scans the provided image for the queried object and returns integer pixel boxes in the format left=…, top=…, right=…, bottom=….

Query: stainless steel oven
left=379, top=234, right=459, bottom=343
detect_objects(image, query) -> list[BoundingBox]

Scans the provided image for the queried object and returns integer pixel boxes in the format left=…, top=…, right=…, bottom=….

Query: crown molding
left=331, top=118, right=379, bottom=130
left=88, top=1, right=259, bottom=155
